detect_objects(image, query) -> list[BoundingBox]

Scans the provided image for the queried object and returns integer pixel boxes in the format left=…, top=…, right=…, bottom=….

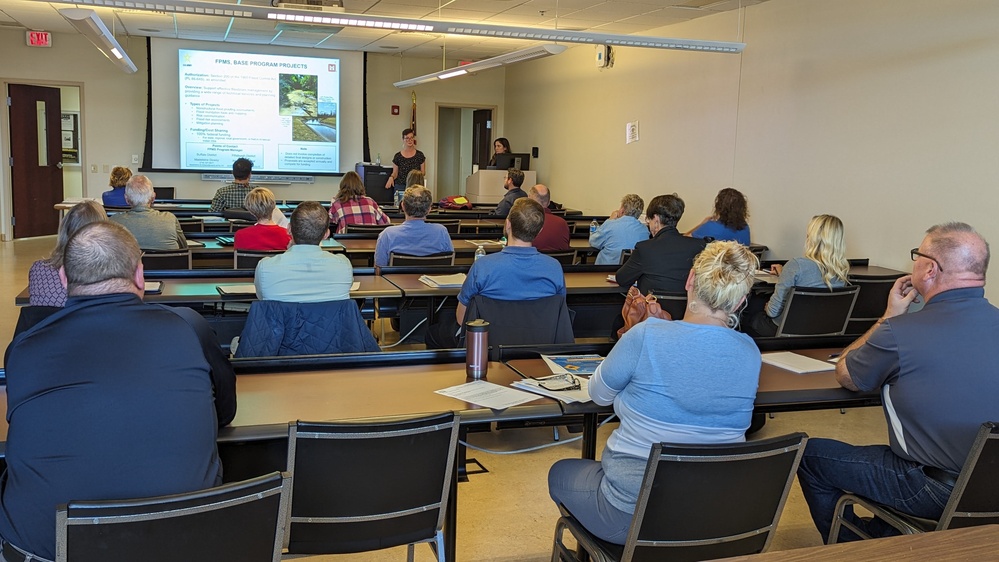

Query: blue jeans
left=796, top=438, right=953, bottom=543
left=548, top=459, right=633, bottom=545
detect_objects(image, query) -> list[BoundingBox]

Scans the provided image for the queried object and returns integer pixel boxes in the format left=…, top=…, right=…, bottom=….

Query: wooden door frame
left=433, top=102, right=498, bottom=199
left=0, top=79, right=87, bottom=242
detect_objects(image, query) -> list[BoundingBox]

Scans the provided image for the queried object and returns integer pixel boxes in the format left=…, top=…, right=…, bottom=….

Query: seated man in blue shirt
left=255, top=201, right=354, bottom=302
left=1, top=221, right=235, bottom=562
left=374, top=185, right=454, bottom=266
left=425, top=197, right=566, bottom=349
left=589, top=194, right=650, bottom=265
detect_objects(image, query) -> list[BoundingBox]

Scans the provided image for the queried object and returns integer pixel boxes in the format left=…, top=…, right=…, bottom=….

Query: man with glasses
left=797, top=222, right=999, bottom=543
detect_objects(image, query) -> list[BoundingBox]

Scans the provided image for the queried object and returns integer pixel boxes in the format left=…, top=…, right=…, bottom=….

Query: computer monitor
left=494, top=153, right=531, bottom=171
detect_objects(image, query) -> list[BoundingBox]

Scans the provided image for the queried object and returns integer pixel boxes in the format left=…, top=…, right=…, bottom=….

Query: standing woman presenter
left=385, top=129, right=426, bottom=200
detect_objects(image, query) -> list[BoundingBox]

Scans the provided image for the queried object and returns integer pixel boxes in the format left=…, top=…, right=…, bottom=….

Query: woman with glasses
left=548, top=240, right=762, bottom=544
left=746, top=214, right=850, bottom=337
left=384, top=128, right=426, bottom=199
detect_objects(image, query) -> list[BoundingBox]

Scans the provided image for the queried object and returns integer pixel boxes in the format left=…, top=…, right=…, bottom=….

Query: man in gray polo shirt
left=797, top=222, right=999, bottom=543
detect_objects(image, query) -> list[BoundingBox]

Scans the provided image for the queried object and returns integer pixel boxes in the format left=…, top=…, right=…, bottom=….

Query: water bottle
left=465, top=319, right=489, bottom=379
left=474, top=245, right=486, bottom=261
left=375, top=152, right=381, bottom=166
left=590, top=219, right=599, bottom=235
left=500, top=235, right=507, bottom=246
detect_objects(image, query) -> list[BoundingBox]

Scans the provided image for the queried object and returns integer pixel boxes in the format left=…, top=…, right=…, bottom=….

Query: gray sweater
left=765, top=257, right=847, bottom=318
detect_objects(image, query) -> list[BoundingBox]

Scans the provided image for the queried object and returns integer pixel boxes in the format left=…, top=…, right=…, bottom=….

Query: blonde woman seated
left=329, top=171, right=390, bottom=234
left=234, top=187, right=292, bottom=251
left=28, top=201, right=107, bottom=307
left=548, top=241, right=762, bottom=544
left=746, top=214, right=850, bottom=337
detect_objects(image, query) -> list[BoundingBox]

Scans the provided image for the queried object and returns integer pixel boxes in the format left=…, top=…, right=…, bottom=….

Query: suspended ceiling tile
left=564, top=1, right=663, bottom=21
left=364, top=2, right=438, bottom=17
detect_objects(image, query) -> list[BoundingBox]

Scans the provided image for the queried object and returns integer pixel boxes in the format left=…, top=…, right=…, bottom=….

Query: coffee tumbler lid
left=466, top=319, right=489, bottom=332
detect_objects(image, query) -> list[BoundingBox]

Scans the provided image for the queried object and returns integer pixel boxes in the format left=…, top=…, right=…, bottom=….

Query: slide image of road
left=279, top=74, right=318, bottom=116
left=292, top=116, right=337, bottom=142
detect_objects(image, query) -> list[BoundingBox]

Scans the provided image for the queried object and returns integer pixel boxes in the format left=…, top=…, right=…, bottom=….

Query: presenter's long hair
left=804, top=214, right=850, bottom=288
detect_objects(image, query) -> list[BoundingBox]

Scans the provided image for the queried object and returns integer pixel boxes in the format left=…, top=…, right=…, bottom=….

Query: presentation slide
left=178, top=49, right=340, bottom=173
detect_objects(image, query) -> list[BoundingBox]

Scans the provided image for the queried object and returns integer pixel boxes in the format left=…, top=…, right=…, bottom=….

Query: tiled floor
left=0, top=236, right=889, bottom=560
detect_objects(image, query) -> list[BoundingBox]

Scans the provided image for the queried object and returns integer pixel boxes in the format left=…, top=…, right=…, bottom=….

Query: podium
left=355, top=163, right=394, bottom=206
left=464, top=170, right=537, bottom=205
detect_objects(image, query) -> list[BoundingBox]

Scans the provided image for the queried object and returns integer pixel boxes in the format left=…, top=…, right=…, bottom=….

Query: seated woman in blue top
left=101, top=166, right=132, bottom=207
left=686, top=187, right=751, bottom=245
left=746, top=214, right=850, bottom=337
left=548, top=240, right=762, bottom=544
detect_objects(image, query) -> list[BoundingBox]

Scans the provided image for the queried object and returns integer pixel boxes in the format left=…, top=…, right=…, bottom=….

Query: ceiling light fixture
left=393, top=43, right=566, bottom=88
left=48, top=0, right=746, bottom=53
left=59, top=8, right=138, bottom=73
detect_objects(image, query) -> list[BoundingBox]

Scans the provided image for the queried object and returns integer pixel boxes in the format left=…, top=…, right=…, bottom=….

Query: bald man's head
left=925, top=222, right=990, bottom=278
left=528, top=184, right=551, bottom=207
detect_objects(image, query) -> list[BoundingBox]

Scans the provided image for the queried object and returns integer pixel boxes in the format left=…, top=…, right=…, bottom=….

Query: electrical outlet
left=132, top=154, right=140, bottom=164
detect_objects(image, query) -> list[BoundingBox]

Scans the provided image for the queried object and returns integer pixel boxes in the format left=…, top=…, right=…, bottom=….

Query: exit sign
left=26, top=31, right=51, bottom=47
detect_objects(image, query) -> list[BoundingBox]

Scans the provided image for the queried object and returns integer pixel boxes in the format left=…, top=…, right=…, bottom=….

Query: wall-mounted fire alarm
left=391, top=105, right=400, bottom=115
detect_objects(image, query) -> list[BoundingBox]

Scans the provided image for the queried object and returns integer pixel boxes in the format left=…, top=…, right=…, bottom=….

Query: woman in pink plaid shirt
left=329, top=171, right=391, bottom=234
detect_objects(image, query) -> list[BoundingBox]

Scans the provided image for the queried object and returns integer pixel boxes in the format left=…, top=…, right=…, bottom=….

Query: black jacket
left=615, top=227, right=707, bottom=295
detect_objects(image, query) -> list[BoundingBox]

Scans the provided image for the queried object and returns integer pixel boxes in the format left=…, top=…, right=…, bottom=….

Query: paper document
left=606, top=275, right=616, bottom=283
left=144, top=281, right=163, bottom=294
left=216, top=284, right=257, bottom=296
left=435, top=380, right=538, bottom=410
left=755, top=270, right=779, bottom=284
left=468, top=240, right=505, bottom=246
left=419, top=273, right=467, bottom=288
left=762, top=352, right=836, bottom=373
left=542, top=354, right=604, bottom=376
left=512, top=375, right=592, bottom=404
left=185, top=240, right=206, bottom=248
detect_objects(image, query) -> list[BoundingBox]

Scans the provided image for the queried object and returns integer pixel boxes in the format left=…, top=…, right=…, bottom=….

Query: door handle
left=55, top=162, right=63, bottom=169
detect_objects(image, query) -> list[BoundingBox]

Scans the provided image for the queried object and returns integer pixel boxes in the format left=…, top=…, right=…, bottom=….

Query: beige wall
left=506, top=0, right=999, bottom=278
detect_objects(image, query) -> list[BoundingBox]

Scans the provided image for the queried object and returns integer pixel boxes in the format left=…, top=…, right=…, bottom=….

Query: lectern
left=355, top=163, right=394, bottom=206
left=465, top=170, right=537, bottom=204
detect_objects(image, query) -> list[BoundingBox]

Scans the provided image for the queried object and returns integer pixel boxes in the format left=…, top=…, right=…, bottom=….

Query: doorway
left=435, top=105, right=495, bottom=199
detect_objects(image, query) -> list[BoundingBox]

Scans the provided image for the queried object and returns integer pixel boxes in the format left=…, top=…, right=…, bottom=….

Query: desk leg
left=582, top=413, right=598, bottom=460
left=446, top=452, right=458, bottom=562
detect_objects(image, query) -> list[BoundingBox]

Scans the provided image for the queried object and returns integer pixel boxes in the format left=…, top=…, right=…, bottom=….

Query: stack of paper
left=435, top=380, right=538, bottom=409
left=542, top=354, right=604, bottom=376
left=419, top=273, right=467, bottom=288
left=512, top=374, right=592, bottom=404
left=761, top=352, right=836, bottom=373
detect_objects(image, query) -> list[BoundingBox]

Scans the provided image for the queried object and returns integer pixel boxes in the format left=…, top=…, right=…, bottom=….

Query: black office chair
left=223, top=207, right=256, bottom=222
left=464, top=294, right=575, bottom=352
left=543, top=250, right=576, bottom=265
left=141, top=249, right=192, bottom=270
left=345, top=223, right=391, bottom=234
left=56, top=472, right=290, bottom=562
left=845, top=274, right=904, bottom=334
left=284, top=412, right=460, bottom=560
left=650, top=291, right=688, bottom=320
left=551, top=432, right=808, bottom=562
left=178, top=218, right=204, bottom=233
left=425, top=218, right=460, bottom=233
left=828, top=422, right=999, bottom=544
left=234, top=249, right=284, bottom=269
left=228, top=219, right=255, bottom=233
left=388, top=251, right=455, bottom=266
left=619, top=248, right=633, bottom=265
left=774, top=285, right=860, bottom=337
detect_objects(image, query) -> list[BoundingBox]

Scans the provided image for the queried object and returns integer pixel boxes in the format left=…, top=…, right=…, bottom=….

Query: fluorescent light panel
left=58, top=8, right=138, bottom=73
left=46, top=0, right=746, bottom=53
left=393, top=44, right=567, bottom=88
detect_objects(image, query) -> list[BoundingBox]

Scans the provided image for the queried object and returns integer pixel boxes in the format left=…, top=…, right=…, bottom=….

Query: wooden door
left=472, top=109, right=492, bottom=167
left=9, top=84, right=63, bottom=238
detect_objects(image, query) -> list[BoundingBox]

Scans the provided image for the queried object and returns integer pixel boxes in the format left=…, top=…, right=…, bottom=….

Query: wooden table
left=717, top=525, right=999, bottom=561
left=337, top=237, right=596, bottom=266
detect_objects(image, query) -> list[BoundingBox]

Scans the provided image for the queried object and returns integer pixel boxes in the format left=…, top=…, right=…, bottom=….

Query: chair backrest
left=621, top=433, right=807, bottom=562
left=234, top=300, right=380, bottom=358
left=619, top=248, right=633, bottom=265
left=229, top=219, right=255, bottom=233
left=774, top=285, right=860, bottom=337
left=425, top=218, right=460, bottom=233
left=56, top=472, right=290, bottom=562
left=543, top=250, right=576, bottom=265
left=345, top=223, right=390, bottom=233
left=223, top=207, right=256, bottom=222
left=938, top=422, right=999, bottom=530
left=845, top=275, right=903, bottom=334
left=284, top=412, right=460, bottom=554
left=464, top=294, right=574, bottom=348
left=389, top=251, right=455, bottom=266
left=141, top=249, right=192, bottom=270
left=235, top=249, right=284, bottom=269
left=152, top=186, right=176, bottom=200
left=178, top=218, right=204, bottom=233
left=651, top=291, right=688, bottom=321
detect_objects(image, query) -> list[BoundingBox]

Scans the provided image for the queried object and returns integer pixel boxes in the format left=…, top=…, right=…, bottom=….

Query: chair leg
left=553, top=426, right=561, bottom=441
left=433, top=530, right=446, bottom=562
left=407, top=542, right=416, bottom=562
